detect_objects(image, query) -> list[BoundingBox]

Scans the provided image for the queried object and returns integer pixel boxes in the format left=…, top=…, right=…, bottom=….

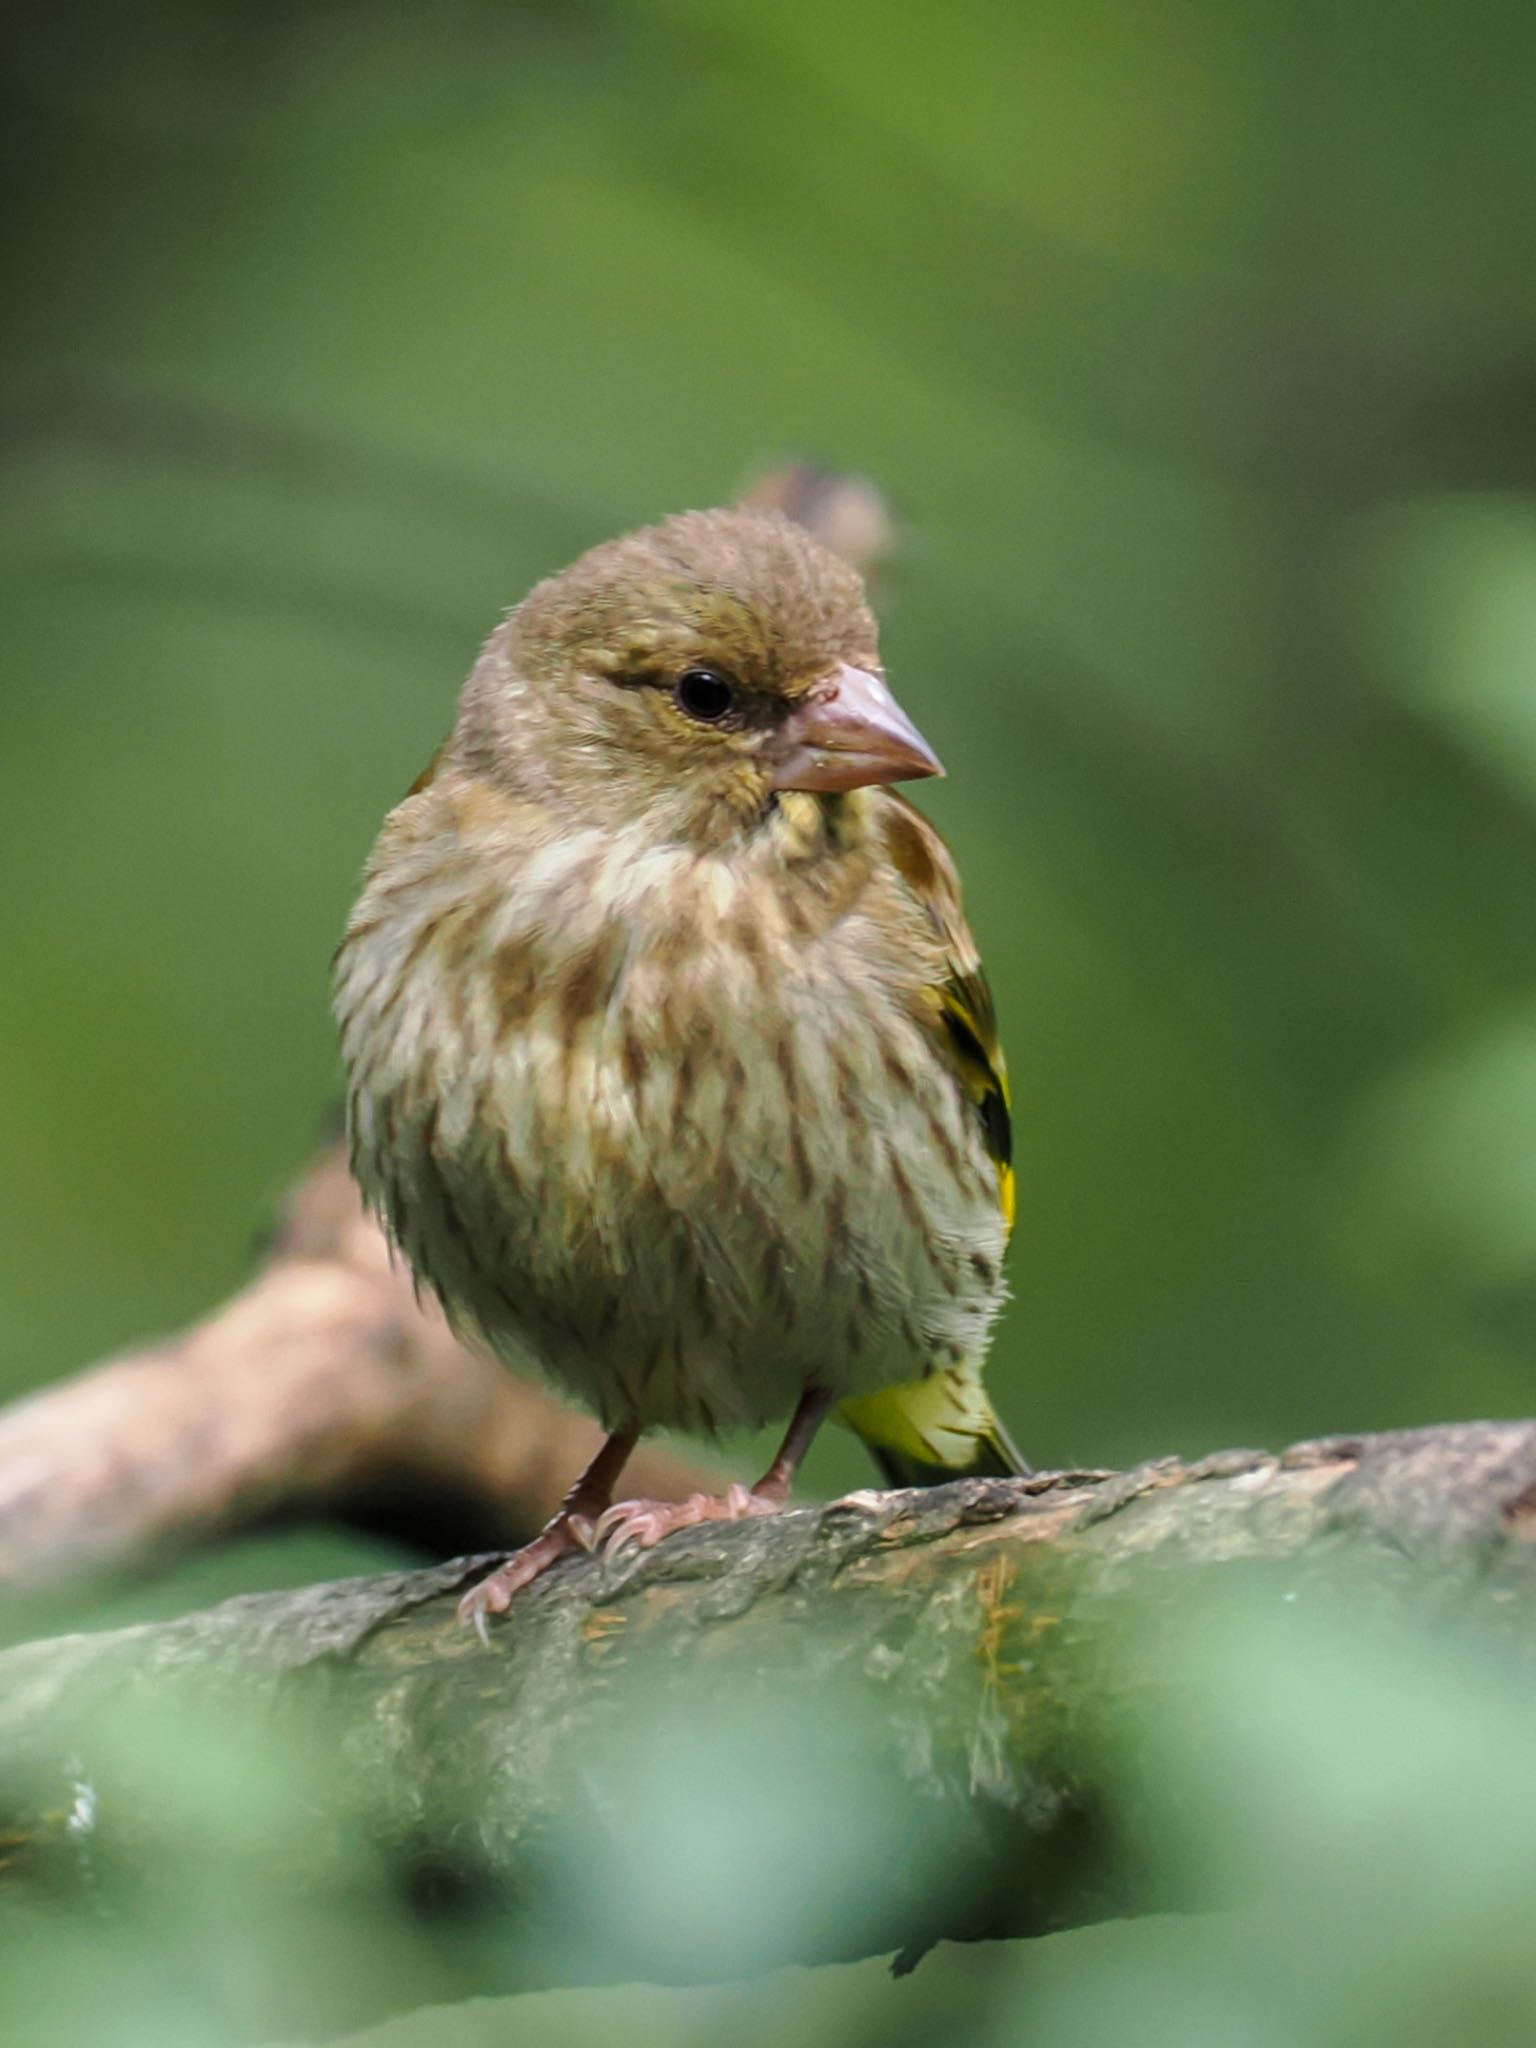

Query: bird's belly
left=377, top=972, right=1008, bottom=1433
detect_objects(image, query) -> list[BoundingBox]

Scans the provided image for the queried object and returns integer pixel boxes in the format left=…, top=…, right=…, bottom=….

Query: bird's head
left=452, top=508, right=941, bottom=849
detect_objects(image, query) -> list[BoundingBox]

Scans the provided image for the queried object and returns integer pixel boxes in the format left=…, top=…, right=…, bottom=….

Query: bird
left=333, top=506, right=1024, bottom=1635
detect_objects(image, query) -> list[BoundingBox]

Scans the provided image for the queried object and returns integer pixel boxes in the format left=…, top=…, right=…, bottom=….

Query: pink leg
left=594, top=1387, right=834, bottom=1559
left=459, top=1427, right=638, bottom=1642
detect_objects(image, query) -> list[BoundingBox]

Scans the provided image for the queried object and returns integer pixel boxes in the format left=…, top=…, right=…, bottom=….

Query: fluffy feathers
left=334, top=507, right=1022, bottom=1580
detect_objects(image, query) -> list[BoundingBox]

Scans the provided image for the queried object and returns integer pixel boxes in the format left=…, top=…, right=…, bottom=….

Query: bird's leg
left=458, top=1425, right=638, bottom=1640
left=747, top=1383, right=836, bottom=1504
left=594, top=1386, right=835, bottom=1558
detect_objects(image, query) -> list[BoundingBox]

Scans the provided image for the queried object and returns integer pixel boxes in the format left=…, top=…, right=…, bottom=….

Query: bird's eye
left=674, top=666, right=737, bottom=723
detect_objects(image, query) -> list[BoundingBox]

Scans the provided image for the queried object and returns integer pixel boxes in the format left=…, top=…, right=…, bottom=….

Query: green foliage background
left=3, top=3, right=1536, bottom=2042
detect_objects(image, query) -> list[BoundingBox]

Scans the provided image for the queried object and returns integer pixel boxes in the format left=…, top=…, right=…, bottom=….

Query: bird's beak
left=770, top=664, right=944, bottom=793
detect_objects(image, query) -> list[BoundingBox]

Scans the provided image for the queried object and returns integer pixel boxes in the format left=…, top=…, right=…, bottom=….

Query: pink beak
left=770, top=664, right=943, bottom=794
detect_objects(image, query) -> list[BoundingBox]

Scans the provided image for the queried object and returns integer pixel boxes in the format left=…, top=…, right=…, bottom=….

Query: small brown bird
left=334, top=508, right=1022, bottom=1633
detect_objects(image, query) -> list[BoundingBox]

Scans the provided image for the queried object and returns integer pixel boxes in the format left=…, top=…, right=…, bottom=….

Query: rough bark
left=3, top=1419, right=1535, bottom=2043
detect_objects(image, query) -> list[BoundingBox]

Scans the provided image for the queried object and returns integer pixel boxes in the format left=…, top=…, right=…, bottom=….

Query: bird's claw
left=457, top=1513, right=595, bottom=1637
left=460, top=1484, right=790, bottom=1634
left=594, top=1484, right=778, bottom=1561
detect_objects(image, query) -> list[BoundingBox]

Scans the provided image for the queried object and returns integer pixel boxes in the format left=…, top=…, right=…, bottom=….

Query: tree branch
left=3, top=1419, right=1534, bottom=2040
left=0, top=1144, right=707, bottom=1594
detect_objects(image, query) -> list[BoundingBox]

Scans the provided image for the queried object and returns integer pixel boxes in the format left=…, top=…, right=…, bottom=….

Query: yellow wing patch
left=834, top=793, right=1025, bottom=1485
left=878, top=790, right=1015, bottom=1241
left=934, top=982, right=1015, bottom=1236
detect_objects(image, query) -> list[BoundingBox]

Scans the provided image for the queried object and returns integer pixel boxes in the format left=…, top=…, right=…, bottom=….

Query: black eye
left=674, top=666, right=737, bottom=723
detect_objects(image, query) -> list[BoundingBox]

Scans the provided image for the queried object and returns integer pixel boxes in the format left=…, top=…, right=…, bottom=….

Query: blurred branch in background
left=4, top=1421, right=1536, bottom=2042
left=0, top=1142, right=707, bottom=1601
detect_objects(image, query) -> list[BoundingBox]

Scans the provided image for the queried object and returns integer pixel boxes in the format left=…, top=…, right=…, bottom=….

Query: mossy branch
left=2, top=1421, right=1534, bottom=2042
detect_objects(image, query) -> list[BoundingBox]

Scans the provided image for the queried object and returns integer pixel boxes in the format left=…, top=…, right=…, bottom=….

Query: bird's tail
left=837, top=1366, right=1029, bottom=1489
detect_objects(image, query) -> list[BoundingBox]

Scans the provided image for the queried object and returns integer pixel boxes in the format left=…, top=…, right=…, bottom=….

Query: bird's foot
left=457, top=1511, right=598, bottom=1645
left=593, top=1482, right=785, bottom=1560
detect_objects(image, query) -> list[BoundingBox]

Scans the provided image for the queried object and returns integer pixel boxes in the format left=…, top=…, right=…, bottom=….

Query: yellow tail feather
left=838, top=1368, right=1027, bottom=1488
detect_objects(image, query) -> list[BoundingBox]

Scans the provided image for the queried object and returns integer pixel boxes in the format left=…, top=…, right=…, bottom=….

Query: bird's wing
left=876, top=791, right=1014, bottom=1234
left=835, top=792, right=1027, bottom=1485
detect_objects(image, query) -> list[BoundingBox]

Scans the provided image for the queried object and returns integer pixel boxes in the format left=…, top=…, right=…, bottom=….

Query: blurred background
left=4, top=1, right=1536, bottom=2042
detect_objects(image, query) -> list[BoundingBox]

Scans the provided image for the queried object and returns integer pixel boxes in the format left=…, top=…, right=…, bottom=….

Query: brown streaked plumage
left=333, top=507, right=1022, bottom=1634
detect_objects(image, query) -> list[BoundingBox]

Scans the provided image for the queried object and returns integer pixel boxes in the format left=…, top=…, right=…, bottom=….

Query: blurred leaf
left=1352, top=492, right=1536, bottom=812
left=1341, top=999, right=1536, bottom=1298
